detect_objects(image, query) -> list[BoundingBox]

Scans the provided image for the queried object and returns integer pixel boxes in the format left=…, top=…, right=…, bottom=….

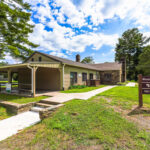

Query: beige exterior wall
left=63, top=65, right=99, bottom=90
left=26, top=53, right=58, bottom=63
left=100, top=70, right=121, bottom=84
left=36, top=68, right=60, bottom=91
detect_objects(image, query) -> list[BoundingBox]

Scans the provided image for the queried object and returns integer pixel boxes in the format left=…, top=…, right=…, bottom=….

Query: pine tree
left=138, top=45, right=150, bottom=75
left=0, top=0, right=38, bottom=61
left=115, top=28, right=150, bottom=80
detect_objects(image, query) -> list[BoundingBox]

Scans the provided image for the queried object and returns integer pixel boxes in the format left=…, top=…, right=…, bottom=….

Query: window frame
left=31, top=58, right=34, bottom=62
left=89, top=73, right=93, bottom=80
left=39, top=56, right=42, bottom=62
left=82, top=72, right=87, bottom=81
left=70, top=72, right=78, bottom=85
left=104, top=73, right=112, bottom=81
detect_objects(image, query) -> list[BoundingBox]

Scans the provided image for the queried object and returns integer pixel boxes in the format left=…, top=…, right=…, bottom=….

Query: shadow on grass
left=6, top=108, right=16, bottom=116
left=128, top=106, right=150, bottom=116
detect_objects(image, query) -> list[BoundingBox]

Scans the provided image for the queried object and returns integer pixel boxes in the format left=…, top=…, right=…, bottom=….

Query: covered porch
left=0, top=62, right=63, bottom=97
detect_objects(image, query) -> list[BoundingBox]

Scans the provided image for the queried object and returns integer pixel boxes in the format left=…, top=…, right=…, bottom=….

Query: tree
left=81, top=56, right=95, bottom=64
left=0, top=61, right=8, bottom=66
left=137, top=45, right=150, bottom=75
left=115, top=28, right=150, bottom=80
left=0, top=0, right=38, bottom=60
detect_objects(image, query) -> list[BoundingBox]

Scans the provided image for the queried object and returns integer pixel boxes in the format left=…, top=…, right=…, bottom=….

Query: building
left=0, top=51, right=126, bottom=97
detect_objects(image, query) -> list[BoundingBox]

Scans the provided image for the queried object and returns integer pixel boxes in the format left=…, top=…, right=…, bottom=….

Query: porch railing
left=0, top=82, right=32, bottom=95
left=86, top=80, right=100, bottom=87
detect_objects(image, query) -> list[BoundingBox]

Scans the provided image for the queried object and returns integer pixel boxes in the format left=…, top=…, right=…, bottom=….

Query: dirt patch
left=99, top=96, right=150, bottom=132
left=113, top=105, right=150, bottom=132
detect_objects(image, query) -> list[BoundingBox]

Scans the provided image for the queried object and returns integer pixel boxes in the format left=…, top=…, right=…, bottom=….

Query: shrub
left=69, top=85, right=87, bottom=89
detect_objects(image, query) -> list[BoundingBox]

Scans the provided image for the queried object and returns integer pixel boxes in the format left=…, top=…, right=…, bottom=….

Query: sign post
left=138, top=74, right=150, bottom=107
left=138, top=74, right=143, bottom=107
left=6, top=83, right=11, bottom=93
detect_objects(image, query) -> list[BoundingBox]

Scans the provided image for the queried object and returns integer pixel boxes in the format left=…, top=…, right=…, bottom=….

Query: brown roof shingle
left=89, top=62, right=122, bottom=71
left=25, top=51, right=122, bottom=71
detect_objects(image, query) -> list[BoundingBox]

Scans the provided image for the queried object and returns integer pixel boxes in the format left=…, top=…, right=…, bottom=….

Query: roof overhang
left=0, top=62, right=61, bottom=72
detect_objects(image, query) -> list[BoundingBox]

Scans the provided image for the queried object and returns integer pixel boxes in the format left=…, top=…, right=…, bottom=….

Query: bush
left=117, top=81, right=129, bottom=86
left=69, top=85, right=87, bottom=89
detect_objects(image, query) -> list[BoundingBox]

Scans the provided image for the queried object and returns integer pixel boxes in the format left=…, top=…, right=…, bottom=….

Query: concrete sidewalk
left=126, top=82, right=136, bottom=87
left=43, top=86, right=116, bottom=103
left=0, top=111, right=40, bottom=141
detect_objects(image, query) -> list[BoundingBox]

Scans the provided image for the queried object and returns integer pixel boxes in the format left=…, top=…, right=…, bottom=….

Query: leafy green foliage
left=0, top=61, right=8, bottom=66
left=138, top=45, right=150, bottom=75
left=69, top=85, right=87, bottom=89
left=115, top=28, right=150, bottom=80
left=81, top=56, right=95, bottom=64
left=0, top=0, right=38, bottom=60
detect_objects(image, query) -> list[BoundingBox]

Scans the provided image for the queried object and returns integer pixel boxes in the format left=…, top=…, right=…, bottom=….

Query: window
left=39, top=57, right=42, bottom=62
left=70, top=72, right=77, bottom=85
left=82, top=73, right=87, bottom=81
left=104, top=73, right=112, bottom=81
left=31, top=58, right=34, bottom=62
left=90, top=73, right=93, bottom=80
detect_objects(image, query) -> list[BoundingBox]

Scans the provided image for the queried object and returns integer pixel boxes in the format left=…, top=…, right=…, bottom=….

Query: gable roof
left=90, top=62, right=122, bottom=71
left=24, top=51, right=122, bottom=71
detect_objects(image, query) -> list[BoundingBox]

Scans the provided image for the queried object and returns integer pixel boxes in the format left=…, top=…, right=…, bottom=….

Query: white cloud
left=24, top=0, right=150, bottom=28
left=48, top=0, right=150, bottom=28
left=1, top=54, right=21, bottom=64
left=23, top=0, right=150, bottom=58
left=50, top=51, right=68, bottom=58
left=29, top=22, right=118, bottom=53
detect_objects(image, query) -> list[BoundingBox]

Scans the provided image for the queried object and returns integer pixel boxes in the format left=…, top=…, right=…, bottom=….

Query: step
left=39, top=99, right=60, bottom=105
left=30, top=106, right=44, bottom=112
left=35, top=103, right=52, bottom=108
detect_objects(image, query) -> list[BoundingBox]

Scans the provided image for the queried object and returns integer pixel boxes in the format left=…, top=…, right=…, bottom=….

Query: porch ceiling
left=0, top=62, right=61, bottom=72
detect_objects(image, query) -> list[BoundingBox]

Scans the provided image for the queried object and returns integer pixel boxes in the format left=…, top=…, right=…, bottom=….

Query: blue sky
left=6, top=0, right=150, bottom=64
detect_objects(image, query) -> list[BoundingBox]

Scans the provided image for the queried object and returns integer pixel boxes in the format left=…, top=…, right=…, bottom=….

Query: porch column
left=31, top=67, right=37, bottom=97
left=59, top=64, right=65, bottom=90
left=8, top=70, right=12, bottom=83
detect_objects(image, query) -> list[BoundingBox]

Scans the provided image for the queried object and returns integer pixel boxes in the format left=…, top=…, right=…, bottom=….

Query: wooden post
left=138, top=74, right=143, bottom=107
left=31, top=67, right=37, bottom=97
left=33, top=67, right=36, bottom=97
left=8, top=70, right=11, bottom=83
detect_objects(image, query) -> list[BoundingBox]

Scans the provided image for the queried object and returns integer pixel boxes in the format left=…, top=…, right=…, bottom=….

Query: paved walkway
left=126, top=82, right=136, bottom=87
left=0, top=111, right=40, bottom=141
left=42, top=86, right=116, bottom=103
left=0, top=85, right=115, bottom=142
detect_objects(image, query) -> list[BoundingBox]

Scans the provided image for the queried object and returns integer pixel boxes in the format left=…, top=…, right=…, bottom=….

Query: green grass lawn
left=0, top=94, right=48, bottom=104
left=0, top=97, right=150, bottom=149
left=0, top=106, right=13, bottom=120
left=98, top=86, right=150, bottom=106
left=0, top=94, right=48, bottom=120
left=62, top=85, right=106, bottom=93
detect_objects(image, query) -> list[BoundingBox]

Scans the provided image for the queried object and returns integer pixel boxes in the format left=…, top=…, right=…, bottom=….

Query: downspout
left=62, top=63, right=65, bottom=90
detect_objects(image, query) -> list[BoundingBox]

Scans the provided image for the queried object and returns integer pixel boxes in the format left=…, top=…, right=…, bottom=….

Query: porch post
left=59, top=64, right=65, bottom=90
left=31, top=67, right=37, bottom=97
left=8, top=70, right=12, bottom=83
